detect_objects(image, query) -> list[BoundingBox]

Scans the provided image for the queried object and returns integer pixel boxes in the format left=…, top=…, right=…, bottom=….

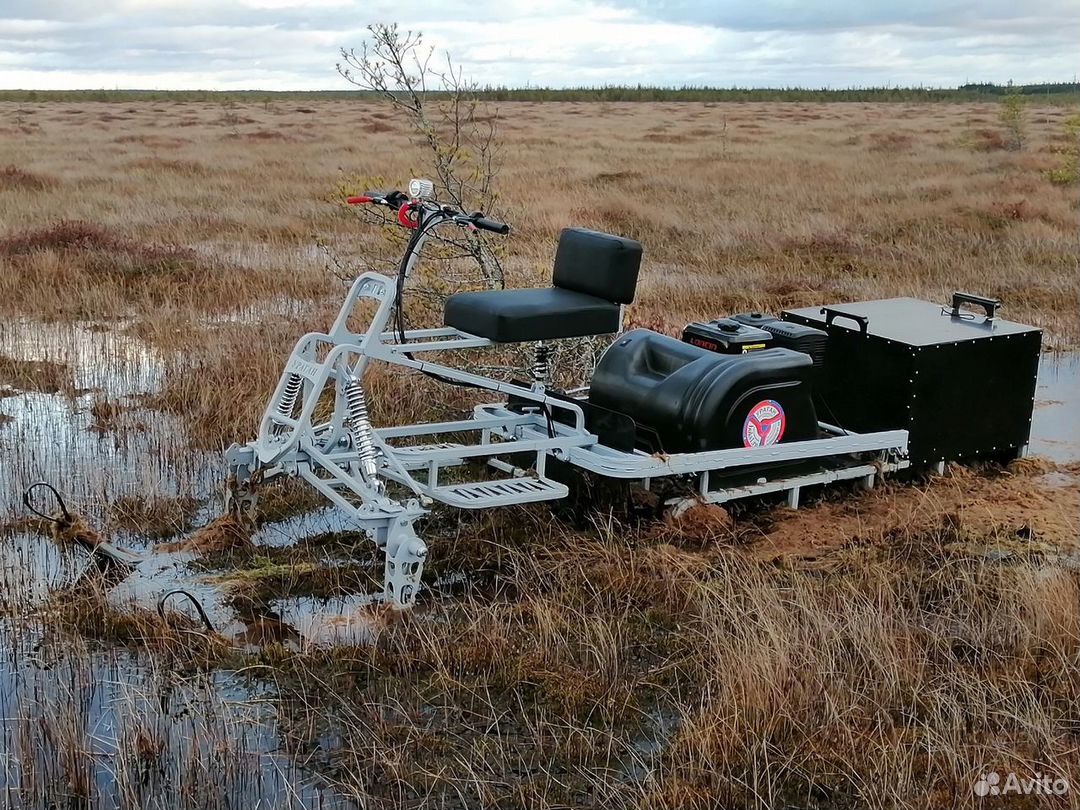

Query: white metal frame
left=226, top=208, right=910, bottom=607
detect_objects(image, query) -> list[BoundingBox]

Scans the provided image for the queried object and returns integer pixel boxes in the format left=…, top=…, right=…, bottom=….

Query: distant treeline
left=1, top=82, right=1078, bottom=104
left=958, top=82, right=1079, bottom=96
left=479, top=82, right=1080, bottom=102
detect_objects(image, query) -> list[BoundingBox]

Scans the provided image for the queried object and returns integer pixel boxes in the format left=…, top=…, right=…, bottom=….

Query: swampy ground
left=0, top=99, right=1078, bottom=809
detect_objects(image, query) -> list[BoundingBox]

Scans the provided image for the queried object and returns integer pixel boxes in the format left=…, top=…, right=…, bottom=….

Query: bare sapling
left=337, top=23, right=505, bottom=293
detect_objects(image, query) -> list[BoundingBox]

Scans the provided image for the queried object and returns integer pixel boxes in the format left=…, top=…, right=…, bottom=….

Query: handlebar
left=347, top=186, right=510, bottom=236
left=470, top=216, right=509, bottom=235
left=348, top=190, right=410, bottom=210
left=349, top=184, right=512, bottom=341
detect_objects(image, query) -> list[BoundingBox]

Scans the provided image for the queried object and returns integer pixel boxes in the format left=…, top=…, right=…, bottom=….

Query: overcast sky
left=0, top=0, right=1076, bottom=91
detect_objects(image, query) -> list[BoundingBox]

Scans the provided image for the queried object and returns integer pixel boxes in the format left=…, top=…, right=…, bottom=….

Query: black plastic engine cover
left=731, top=311, right=780, bottom=329
left=589, top=329, right=818, bottom=454
left=760, top=320, right=828, bottom=369
left=682, top=318, right=772, bottom=354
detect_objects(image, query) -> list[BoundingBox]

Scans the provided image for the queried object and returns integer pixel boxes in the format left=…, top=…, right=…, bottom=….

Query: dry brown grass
left=0, top=99, right=1077, bottom=810
left=0, top=164, right=57, bottom=191
left=3, top=99, right=1066, bottom=454
left=107, top=492, right=200, bottom=539
left=0, top=354, right=70, bottom=393
left=258, top=468, right=1078, bottom=809
left=154, top=513, right=252, bottom=554
left=0, top=100, right=1076, bottom=344
left=0, top=219, right=330, bottom=319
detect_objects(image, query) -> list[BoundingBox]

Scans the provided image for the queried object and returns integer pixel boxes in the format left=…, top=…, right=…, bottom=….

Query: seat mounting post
left=531, top=342, right=551, bottom=388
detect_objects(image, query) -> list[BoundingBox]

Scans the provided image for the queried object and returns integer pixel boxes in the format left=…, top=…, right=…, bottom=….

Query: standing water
left=1030, top=351, right=1080, bottom=463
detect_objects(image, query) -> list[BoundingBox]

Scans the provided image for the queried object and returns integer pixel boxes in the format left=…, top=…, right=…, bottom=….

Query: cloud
left=602, top=1, right=1079, bottom=34
left=0, top=0, right=1075, bottom=90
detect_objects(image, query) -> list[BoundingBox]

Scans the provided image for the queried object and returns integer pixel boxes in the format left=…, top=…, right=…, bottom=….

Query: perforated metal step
left=393, top=442, right=464, bottom=454
left=390, top=442, right=465, bottom=470
left=429, top=476, right=569, bottom=508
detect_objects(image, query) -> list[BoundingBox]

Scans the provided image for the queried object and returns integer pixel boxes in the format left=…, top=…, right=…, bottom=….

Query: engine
left=589, top=328, right=818, bottom=454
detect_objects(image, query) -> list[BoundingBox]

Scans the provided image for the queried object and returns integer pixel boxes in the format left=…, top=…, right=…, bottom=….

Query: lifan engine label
left=743, top=400, right=786, bottom=448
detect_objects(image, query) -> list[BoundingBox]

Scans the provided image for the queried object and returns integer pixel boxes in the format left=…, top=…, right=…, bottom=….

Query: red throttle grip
left=397, top=203, right=420, bottom=229
left=346, top=196, right=372, bottom=205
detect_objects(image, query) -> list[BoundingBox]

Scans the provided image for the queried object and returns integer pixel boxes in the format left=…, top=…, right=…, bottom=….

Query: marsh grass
left=1, top=100, right=1077, bottom=343
left=251, top=511, right=1078, bottom=809
left=1047, top=114, right=1080, bottom=185
left=107, top=493, right=200, bottom=539
left=3, top=458, right=1077, bottom=809
left=0, top=164, right=57, bottom=191
left=0, top=220, right=330, bottom=319
left=0, top=99, right=1076, bottom=809
left=0, top=355, right=71, bottom=394
left=0, top=624, right=321, bottom=809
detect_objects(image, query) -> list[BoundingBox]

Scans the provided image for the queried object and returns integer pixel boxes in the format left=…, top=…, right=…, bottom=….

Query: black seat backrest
left=551, top=228, right=642, bottom=304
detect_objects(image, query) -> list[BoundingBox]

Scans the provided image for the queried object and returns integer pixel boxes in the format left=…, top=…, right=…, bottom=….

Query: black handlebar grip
left=473, top=217, right=510, bottom=235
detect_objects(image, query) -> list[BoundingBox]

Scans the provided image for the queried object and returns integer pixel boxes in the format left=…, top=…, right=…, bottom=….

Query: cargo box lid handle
left=949, top=291, right=1001, bottom=322
left=820, top=307, right=869, bottom=335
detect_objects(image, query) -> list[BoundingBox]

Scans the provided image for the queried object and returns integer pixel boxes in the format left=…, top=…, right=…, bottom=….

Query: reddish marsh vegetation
left=0, top=98, right=1076, bottom=809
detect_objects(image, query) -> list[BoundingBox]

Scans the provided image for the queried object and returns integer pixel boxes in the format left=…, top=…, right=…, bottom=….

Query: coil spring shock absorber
left=272, top=373, right=303, bottom=434
left=531, top=343, right=551, bottom=386
left=344, top=376, right=383, bottom=492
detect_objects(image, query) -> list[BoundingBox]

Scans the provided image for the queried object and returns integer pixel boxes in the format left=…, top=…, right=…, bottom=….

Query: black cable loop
left=23, top=481, right=71, bottom=523
left=394, top=208, right=486, bottom=391
left=157, top=589, right=216, bottom=634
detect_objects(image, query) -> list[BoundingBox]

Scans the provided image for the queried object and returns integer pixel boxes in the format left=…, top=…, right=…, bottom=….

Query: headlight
left=408, top=178, right=435, bottom=199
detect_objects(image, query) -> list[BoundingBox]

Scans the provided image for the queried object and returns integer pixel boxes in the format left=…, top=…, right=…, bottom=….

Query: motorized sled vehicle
left=225, top=181, right=1042, bottom=607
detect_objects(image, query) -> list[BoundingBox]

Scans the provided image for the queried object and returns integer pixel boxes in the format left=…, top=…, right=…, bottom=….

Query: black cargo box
left=782, top=294, right=1041, bottom=465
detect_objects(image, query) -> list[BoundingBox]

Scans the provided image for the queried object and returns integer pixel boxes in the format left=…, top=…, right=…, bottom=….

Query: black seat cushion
left=552, top=228, right=642, bottom=304
left=444, top=287, right=621, bottom=343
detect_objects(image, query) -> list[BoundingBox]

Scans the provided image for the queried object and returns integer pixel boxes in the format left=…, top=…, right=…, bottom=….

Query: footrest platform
left=428, top=476, right=568, bottom=508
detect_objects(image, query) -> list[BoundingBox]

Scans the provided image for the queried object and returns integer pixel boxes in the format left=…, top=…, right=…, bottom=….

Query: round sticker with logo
left=742, top=399, right=786, bottom=448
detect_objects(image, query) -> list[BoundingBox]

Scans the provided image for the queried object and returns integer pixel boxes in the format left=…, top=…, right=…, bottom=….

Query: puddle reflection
left=1031, top=351, right=1080, bottom=463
